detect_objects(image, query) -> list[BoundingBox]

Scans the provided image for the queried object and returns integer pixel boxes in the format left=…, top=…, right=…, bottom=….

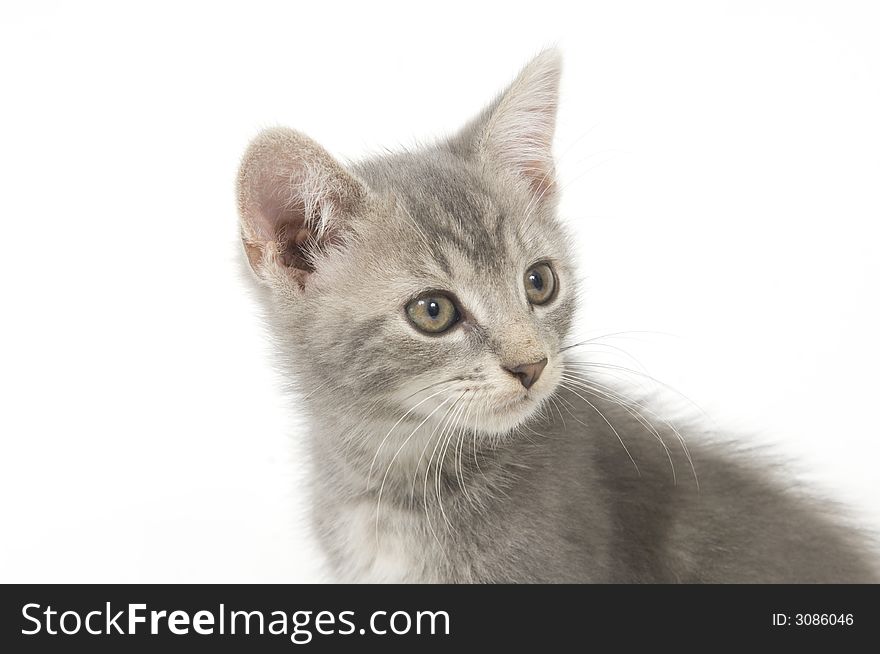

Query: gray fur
left=236, top=50, right=878, bottom=582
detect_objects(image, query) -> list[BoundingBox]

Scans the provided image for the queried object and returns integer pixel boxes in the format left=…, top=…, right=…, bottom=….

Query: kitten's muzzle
left=504, top=358, right=548, bottom=390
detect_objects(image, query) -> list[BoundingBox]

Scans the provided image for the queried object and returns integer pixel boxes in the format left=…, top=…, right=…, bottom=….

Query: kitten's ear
left=236, top=127, right=367, bottom=289
left=450, top=49, right=561, bottom=199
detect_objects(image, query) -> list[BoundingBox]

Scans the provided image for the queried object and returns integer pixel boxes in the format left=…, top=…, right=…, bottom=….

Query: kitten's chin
left=479, top=390, right=551, bottom=437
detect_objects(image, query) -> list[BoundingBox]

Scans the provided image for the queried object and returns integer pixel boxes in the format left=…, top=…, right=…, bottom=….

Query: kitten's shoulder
left=548, top=387, right=880, bottom=582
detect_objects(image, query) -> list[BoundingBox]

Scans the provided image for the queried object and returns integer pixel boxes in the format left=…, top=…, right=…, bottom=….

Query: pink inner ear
left=239, top=127, right=366, bottom=284
left=259, top=185, right=344, bottom=276
left=277, top=220, right=318, bottom=272
left=249, top=165, right=321, bottom=274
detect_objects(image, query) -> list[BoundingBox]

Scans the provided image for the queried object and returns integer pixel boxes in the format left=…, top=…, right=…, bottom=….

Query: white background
left=1, top=1, right=878, bottom=582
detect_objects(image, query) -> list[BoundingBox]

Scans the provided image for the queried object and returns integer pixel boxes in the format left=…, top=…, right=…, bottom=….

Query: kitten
left=236, top=50, right=878, bottom=582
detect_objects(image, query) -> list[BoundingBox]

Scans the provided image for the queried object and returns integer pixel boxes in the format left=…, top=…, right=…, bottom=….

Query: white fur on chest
left=329, top=501, right=438, bottom=583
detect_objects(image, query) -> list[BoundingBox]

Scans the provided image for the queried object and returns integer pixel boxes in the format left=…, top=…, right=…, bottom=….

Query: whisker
left=375, top=394, right=457, bottom=546
left=467, top=397, right=486, bottom=481
left=400, top=376, right=464, bottom=402
left=409, top=406, right=450, bottom=505
left=367, top=386, right=454, bottom=486
left=425, top=393, right=468, bottom=547
left=451, top=400, right=475, bottom=506
left=421, top=392, right=466, bottom=538
left=434, top=405, right=461, bottom=533
left=562, top=365, right=700, bottom=489
left=557, top=381, right=641, bottom=476
left=561, top=372, right=676, bottom=484
left=586, top=376, right=699, bottom=490
left=563, top=359, right=713, bottom=426
left=559, top=330, right=679, bottom=353
left=547, top=393, right=566, bottom=428
left=559, top=341, right=651, bottom=374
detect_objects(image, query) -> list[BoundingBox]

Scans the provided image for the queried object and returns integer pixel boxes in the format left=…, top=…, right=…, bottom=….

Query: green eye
left=406, top=294, right=460, bottom=334
left=524, top=262, right=556, bottom=305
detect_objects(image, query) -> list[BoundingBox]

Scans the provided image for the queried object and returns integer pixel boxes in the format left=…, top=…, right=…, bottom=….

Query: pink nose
left=504, top=358, right=548, bottom=389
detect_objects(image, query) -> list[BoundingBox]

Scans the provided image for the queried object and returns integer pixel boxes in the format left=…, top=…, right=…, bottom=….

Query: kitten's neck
left=302, top=401, right=609, bottom=582
left=305, top=412, right=516, bottom=582
left=307, top=410, right=510, bottom=506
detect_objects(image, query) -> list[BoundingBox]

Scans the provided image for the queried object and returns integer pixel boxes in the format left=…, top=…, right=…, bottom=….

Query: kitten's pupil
left=529, top=272, right=543, bottom=291
left=427, top=300, right=440, bottom=318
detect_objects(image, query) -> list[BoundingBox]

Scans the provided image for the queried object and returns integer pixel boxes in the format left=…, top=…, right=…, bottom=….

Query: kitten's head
left=237, top=50, right=575, bottom=441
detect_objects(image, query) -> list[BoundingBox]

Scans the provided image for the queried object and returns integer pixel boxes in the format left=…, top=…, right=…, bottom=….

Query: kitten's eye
left=524, top=263, right=557, bottom=305
left=405, top=294, right=460, bottom=334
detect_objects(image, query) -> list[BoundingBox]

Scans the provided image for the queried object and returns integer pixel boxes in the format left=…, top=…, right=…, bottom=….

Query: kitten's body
left=308, top=386, right=875, bottom=583
left=237, top=51, right=878, bottom=582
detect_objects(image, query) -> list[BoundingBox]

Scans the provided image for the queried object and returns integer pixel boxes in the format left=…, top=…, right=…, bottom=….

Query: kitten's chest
left=326, top=500, right=444, bottom=583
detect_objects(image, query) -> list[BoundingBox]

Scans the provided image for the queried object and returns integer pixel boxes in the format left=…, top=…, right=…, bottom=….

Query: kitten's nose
left=504, top=358, right=548, bottom=390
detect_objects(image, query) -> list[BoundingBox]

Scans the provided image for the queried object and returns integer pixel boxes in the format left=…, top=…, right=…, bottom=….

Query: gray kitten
left=236, top=50, right=878, bottom=582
